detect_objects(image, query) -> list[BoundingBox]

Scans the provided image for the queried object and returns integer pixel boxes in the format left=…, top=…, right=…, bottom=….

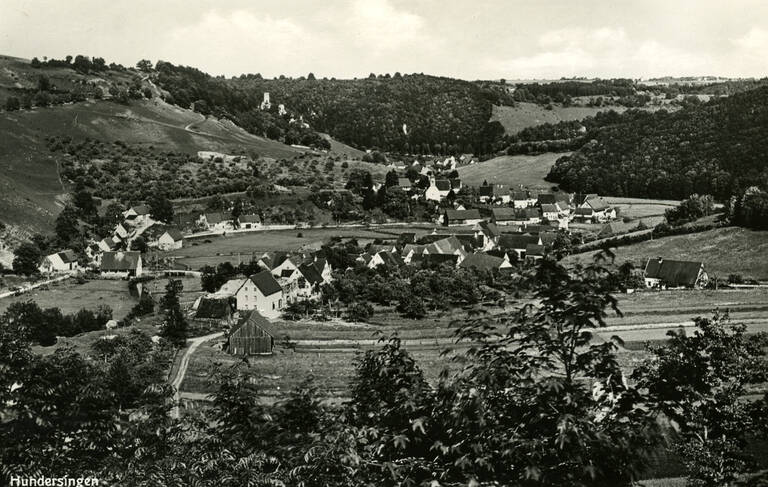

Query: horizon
left=2, top=0, right=768, bottom=80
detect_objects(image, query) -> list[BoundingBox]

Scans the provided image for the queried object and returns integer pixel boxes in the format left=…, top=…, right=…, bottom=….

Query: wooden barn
left=227, top=310, right=276, bottom=356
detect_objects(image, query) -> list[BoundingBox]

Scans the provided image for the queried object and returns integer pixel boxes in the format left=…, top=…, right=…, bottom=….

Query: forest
left=546, top=86, right=768, bottom=200
left=153, top=62, right=513, bottom=154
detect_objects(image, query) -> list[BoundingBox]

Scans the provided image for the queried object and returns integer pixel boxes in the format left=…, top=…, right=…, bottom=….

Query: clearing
left=490, top=103, right=624, bottom=134
left=457, top=152, right=567, bottom=189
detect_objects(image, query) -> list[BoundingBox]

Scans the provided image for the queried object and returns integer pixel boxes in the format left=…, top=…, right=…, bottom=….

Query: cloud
left=344, top=0, right=433, bottom=55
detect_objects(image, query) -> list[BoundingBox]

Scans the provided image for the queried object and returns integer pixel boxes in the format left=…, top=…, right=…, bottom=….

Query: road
left=169, top=331, right=223, bottom=418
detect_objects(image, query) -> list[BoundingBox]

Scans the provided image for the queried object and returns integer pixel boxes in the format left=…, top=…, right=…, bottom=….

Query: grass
left=0, top=278, right=138, bottom=318
left=604, top=197, right=680, bottom=220
left=490, top=103, right=625, bottom=135
left=457, top=152, right=567, bottom=190
left=170, top=224, right=445, bottom=269
left=565, top=226, right=768, bottom=280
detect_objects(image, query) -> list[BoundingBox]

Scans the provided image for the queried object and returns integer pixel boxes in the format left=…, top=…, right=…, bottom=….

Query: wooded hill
left=153, top=62, right=514, bottom=155
left=546, top=86, right=768, bottom=200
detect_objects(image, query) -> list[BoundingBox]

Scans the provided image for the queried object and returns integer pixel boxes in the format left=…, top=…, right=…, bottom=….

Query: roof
left=491, top=207, right=519, bottom=221
left=397, top=178, right=412, bottom=188
left=163, top=228, right=184, bottom=241
left=239, top=214, right=261, bottom=223
left=402, top=244, right=427, bottom=256
left=449, top=178, right=462, bottom=189
left=541, top=204, right=559, bottom=213
left=57, top=249, right=78, bottom=263
left=434, top=179, right=451, bottom=191
left=445, top=209, right=482, bottom=221
left=195, top=296, right=234, bottom=319
left=204, top=212, right=226, bottom=224
left=585, top=197, right=609, bottom=211
left=247, top=270, right=283, bottom=297
left=377, top=251, right=405, bottom=268
left=215, top=278, right=248, bottom=297
left=477, top=221, right=501, bottom=239
left=101, top=251, right=141, bottom=271
left=99, top=237, right=118, bottom=250
left=498, top=234, right=540, bottom=250
left=422, top=253, right=459, bottom=267
left=525, top=244, right=545, bottom=257
left=511, top=190, right=531, bottom=201
left=131, top=204, right=150, bottom=215
left=231, top=309, right=278, bottom=337
left=644, top=258, right=703, bottom=287
left=459, top=253, right=505, bottom=272
left=398, top=232, right=416, bottom=244
left=298, top=263, right=323, bottom=285
left=538, top=193, right=557, bottom=205
left=427, top=236, right=465, bottom=254
left=575, top=207, right=594, bottom=216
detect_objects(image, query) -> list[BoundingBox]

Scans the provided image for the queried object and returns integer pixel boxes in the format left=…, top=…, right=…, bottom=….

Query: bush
left=397, top=295, right=426, bottom=319
left=346, top=302, right=373, bottom=322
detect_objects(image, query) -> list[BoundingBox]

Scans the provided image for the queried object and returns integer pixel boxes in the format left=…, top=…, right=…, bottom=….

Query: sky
left=2, top=0, right=768, bottom=80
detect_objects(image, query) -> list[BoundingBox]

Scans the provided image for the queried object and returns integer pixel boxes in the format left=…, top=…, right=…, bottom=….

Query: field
left=169, top=224, right=445, bottom=269
left=490, top=103, right=624, bottom=134
left=457, top=152, right=567, bottom=189
left=604, top=197, right=680, bottom=220
left=565, top=226, right=768, bottom=280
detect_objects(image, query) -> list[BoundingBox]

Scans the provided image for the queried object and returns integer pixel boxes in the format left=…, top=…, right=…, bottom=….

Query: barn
left=227, top=310, right=276, bottom=356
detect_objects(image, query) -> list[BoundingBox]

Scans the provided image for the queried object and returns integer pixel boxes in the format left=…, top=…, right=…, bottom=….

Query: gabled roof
left=247, top=270, right=283, bottom=297
left=498, top=234, right=540, bottom=250
left=402, top=244, right=427, bottom=256
left=163, top=228, right=184, bottom=241
left=491, top=207, right=518, bottom=221
left=585, top=197, right=609, bottom=211
left=101, top=251, right=141, bottom=271
left=57, top=249, right=78, bottom=263
left=298, top=263, right=324, bottom=285
left=377, top=251, right=405, bottom=268
left=239, top=214, right=261, bottom=223
left=445, top=209, right=482, bottom=221
left=195, top=296, right=234, bottom=319
left=644, top=258, right=703, bottom=287
left=215, top=278, right=248, bottom=297
left=131, top=204, right=150, bottom=215
left=397, top=178, right=412, bottom=188
left=575, top=207, right=594, bottom=216
left=459, top=253, right=505, bottom=272
left=99, top=238, right=118, bottom=250
left=422, top=253, right=459, bottom=267
left=449, top=178, right=462, bottom=189
left=477, top=221, right=501, bottom=239
left=525, top=244, right=545, bottom=257
left=427, top=236, right=465, bottom=254
left=537, top=193, right=557, bottom=205
left=204, top=212, right=226, bottom=224
left=231, top=309, right=278, bottom=337
left=510, top=190, right=531, bottom=201
left=541, top=204, right=559, bottom=213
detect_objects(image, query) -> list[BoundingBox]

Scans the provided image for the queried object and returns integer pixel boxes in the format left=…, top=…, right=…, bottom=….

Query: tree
left=130, top=236, right=148, bottom=253
left=344, top=169, right=373, bottom=195
left=396, top=294, right=426, bottom=319
left=12, top=241, right=42, bottom=276
left=231, top=198, right=243, bottom=227
left=149, top=192, right=174, bottom=223
left=4, top=96, right=20, bottom=111
left=136, top=59, right=153, bottom=72
left=385, top=170, right=399, bottom=187
left=665, top=194, right=715, bottom=226
left=345, top=302, right=373, bottom=322
left=379, top=186, right=410, bottom=219
left=159, top=279, right=187, bottom=346
left=72, top=183, right=98, bottom=219
left=54, top=204, right=81, bottom=245
left=634, top=313, right=768, bottom=486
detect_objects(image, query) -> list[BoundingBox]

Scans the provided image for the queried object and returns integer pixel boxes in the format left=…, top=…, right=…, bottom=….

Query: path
left=170, top=331, right=223, bottom=418
left=0, top=274, right=72, bottom=299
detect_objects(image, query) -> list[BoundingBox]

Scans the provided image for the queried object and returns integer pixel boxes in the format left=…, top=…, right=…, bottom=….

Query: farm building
left=443, top=209, right=483, bottom=226
left=38, top=249, right=80, bottom=274
left=459, top=252, right=512, bottom=273
left=157, top=228, right=184, bottom=251
left=425, top=178, right=452, bottom=201
left=239, top=214, right=262, bottom=229
left=123, top=204, right=151, bottom=224
left=100, top=251, right=143, bottom=278
left=643, top=258, right=708, bottom=289
left=227, top=310, right=276, bottom=356
left=498, top=234, right=542, bottom=259
left=194, top=296, right=237, bottom=327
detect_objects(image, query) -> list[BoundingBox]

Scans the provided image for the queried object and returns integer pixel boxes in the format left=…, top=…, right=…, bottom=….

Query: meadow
left=457, top=152, right=567, bottom=189
left=490, top=102, right=623, bottom=134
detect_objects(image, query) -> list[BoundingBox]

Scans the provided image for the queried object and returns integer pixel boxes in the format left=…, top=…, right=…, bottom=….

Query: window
left=272, top=302, right=275, bottom=310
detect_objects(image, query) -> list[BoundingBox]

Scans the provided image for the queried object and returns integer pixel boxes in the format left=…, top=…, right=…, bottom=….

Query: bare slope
left=490, top=103, right=623, bottom=134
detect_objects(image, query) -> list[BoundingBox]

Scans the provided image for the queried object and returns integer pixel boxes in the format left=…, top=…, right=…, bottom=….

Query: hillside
left=490, top=103, right=622, bottom=134
left=547, top=86, right=768, bottom=200
left=153, top=62, right=514, bottom=154
left=457, top=152, right=567, bottom=190
left=564, top=226, right=768, bottom=280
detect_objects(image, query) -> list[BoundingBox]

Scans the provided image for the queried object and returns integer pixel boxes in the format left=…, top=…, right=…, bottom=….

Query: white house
left=511, top=190, right=537, bottom=208
left=157, top=228, right=184, bottom=251
left=425, top=178, right=452, bottom=201
left=239, top=214, right=262, bottom=229
left=123, top=204, right=151, bottom=224
left=443, top=209, right=483, bottom=226
left=540, top=203, right=561, bottom=222
left=234, top=270, right=284, bottom=319
left=39, top=249, right=80, bottom=274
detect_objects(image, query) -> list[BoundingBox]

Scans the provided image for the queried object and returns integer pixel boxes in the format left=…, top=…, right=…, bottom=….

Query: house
left=39, top=250, right=80, bottom=274
left=199, top=212, right=230, bottom=230
left=228, top=310, right=276, bottom=356
left=397, top=178, right=413, bottom=191
left=540, top=204, right=561, bottom=222
left=425, top=178, right=452, bottom=201
left=459, top=252, right=513, bottom=273
left=443, top=209, right=483, bottom=226
left=194, top=296, right=237, bottom=327
left=490, top=207, right=519, bottom=225
left=598, top=221, right=641, bottom=238
left=367, top=251, right=405, bottom=269
left=525, top=244, right=546, bottom=260
left=511, top=190, right=537, bottom=208
left=398, top=232, right=416, bottom=245
left=114, top=223, right=130, bottom=240
left=473, top=221, right=501, bottom=251
left=643, top=258, right=708, bottom=289
left=401, top=244, right=428, bottom=264
left=421, top=253, right=460, bottom=268
left=271, top=256, right=301, bottom=278
left=449, top=178, right=462, bottom=192
left=123, top=204, right=151, bottom=223
left=576, top=197, right=616, bottom=222
left=498, top=234, right=542, bottom=259
left=157, top=228, right=184, bottom=251
left=100, top=251, right=143, bottom=278
left=234, top=270, right=284, bottom=318
left=478, top=183, right=508, bottom=204
left=239, top=214, right=262, bottom=229
left=97, top=237, right=119, bottom=252
left=297, top=263, right=324, bottom=299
